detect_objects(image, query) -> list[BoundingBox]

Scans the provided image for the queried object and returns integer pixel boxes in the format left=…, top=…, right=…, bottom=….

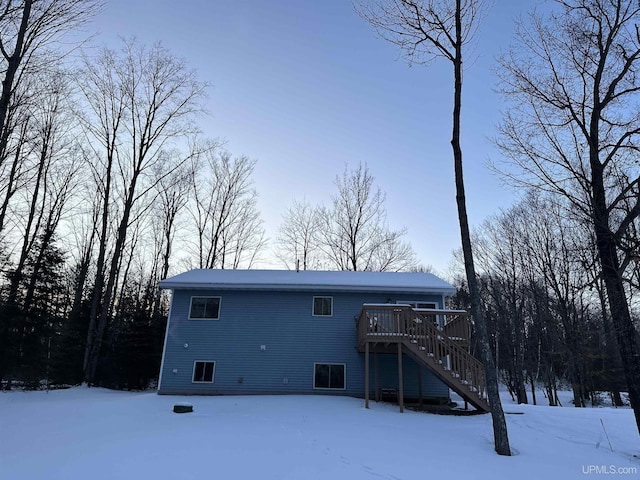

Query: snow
left=159, top=269, right=456, bottom=295
left=1, top=387, right=638, bottom=479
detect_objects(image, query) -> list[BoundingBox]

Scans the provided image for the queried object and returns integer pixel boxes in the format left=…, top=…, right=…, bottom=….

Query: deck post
left=365, top=341, right=370, bottom=409
left=374, top=352, right=379, bottom=402
left=417, top=365, right=423, bottom=409
left=397, top=343, right=404, bottom=413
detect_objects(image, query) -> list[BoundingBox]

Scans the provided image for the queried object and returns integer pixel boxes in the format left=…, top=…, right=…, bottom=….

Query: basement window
left=192, top=361, right=215, bottom=383
left=189, top=296, right=221, bottom=319
left=313, top=296, right=333, bottom=316
left=313, top=363, right=345, bottom=390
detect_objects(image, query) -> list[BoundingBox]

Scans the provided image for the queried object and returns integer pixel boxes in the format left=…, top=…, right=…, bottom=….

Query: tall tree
left=6, top=69, right=76, bottom=306
left=77, top=39, right=206, bottom=384
left=497, top=0, right=640, bottom=434
left=357, top=0, right=511, bottom=454
left=0, top=0, right=101, bottom=231
left=0, top=67, right=79, bottom=386
left=0, top=1, right=100, bottom=282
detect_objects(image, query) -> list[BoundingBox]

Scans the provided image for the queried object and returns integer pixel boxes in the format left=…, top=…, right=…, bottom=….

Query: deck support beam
left=417, top=365, right=423, bottom=409
left=365, top=342, right=370, bottom=409
left=374, top=352, right=379, bottom=402
left=397, top=343, right=404, bottom=413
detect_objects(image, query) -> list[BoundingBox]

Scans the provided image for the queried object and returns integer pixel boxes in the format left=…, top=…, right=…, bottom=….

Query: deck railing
left=357, top=304, right=487, bottom=406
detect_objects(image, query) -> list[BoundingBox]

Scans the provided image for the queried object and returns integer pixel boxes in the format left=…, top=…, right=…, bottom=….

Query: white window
left=192, top=361, right=215, bottom=383
left=189, top=296, right=221, bottom=319
left=313, top=296, right=333, bottom=316
left=313, top=363, right=345, bottom=390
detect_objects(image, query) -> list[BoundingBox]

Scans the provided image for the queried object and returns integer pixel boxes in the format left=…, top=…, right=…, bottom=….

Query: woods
left=469, top=193, right=629, bottom=409
left=0, top=0, right=638, bottom=452
left=495, top=0, right=640, bottom=433
left=0, top=2, right=265, bottom=388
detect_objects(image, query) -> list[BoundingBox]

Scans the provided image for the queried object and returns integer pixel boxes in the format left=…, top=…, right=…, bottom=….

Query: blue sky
left=88, top=0, right=540, bottom=274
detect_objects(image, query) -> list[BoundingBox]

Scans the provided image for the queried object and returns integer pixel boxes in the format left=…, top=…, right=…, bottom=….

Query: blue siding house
left=157, top=269, right=489, bottom=411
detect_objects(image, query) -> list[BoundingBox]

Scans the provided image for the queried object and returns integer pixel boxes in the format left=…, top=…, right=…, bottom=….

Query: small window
left=313, top=297, right=333, bottom=316
left=314, top=363, right=345, bottom=390
left=189, top=296, right=221, bottom=319
left=192, top=361, right=215, bottom=383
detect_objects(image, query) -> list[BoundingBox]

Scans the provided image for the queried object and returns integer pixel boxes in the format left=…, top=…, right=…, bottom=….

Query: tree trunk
left=0, top=118, right=28, bottom=236
left=452, top=0, right=510, bottom=455
left=86, top=169, right=141, bottom=383
left=529, top=371, right=537, bottom=406
left=0, top=0, right=32, bottom=142
left=7, top=134, right=49, bottom=306
left=590, top=107, right=640, bottom=432
left=597, top=233, right=640, bottom=429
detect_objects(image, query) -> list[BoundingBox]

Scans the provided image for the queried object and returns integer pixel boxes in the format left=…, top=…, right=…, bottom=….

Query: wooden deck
left=357, top=304, right=490, bottom=413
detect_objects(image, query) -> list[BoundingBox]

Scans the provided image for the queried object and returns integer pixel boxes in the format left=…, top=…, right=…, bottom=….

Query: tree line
left=0, top=1, right=269, bottom=389
left=456, top=191, right=636, bottom=409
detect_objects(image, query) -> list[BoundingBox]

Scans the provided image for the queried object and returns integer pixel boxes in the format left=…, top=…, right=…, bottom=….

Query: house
left=157, top=269, right=489, bottom=412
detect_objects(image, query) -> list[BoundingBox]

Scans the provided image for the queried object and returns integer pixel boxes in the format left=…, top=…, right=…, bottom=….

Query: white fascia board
left=159, top=281, right=455, bottom=296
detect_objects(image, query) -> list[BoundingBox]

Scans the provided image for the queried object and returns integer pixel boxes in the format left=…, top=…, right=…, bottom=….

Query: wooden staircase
left=357, top=304, right=490, bottom=413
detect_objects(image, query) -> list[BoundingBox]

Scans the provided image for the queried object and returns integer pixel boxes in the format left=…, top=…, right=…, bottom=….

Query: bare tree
left=0, top=0, right=101, bottom=202
left=5, top=70, right=76, bottom=304
left=145, top=154, right=194, bottom=318
left=77, top=39, right=207, bottom=384
left=0, top=82, right=31, bottom=237
left=500, top=194, right=593, bottom=407
left=0, top=70, right=79, bottom=386
left=357, top=0, right=510, bottom=454
left=474, top=192, right=627, bottom=407
left=474, top=207, right=530, bottom=405
left=188, top=148, right=265, bottom=270
left=318, top=163, right=416, bottom=272
left=497, top=0, right=640, bottom=434
left=274, top=199, right=323, bottom=270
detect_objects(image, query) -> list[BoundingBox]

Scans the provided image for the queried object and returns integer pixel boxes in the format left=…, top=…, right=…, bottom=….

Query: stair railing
left=358, top=304, right=487, bottom=401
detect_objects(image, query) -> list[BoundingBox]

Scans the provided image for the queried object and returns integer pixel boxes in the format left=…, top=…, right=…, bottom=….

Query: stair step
left=419, top=347, right=426, bottom=351
left=410, top=339, right=417, bottom=344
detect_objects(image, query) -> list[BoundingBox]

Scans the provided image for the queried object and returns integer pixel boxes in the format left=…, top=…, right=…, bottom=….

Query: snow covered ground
left=1, top=387, right=638, bottom=479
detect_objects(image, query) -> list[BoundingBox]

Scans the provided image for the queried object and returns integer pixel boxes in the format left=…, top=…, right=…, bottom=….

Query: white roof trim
left=159, top=269, right=455, bottom=295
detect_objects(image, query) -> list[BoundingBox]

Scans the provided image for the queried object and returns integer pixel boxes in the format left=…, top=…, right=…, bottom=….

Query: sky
left=85, top=0, right=543, bottom=275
